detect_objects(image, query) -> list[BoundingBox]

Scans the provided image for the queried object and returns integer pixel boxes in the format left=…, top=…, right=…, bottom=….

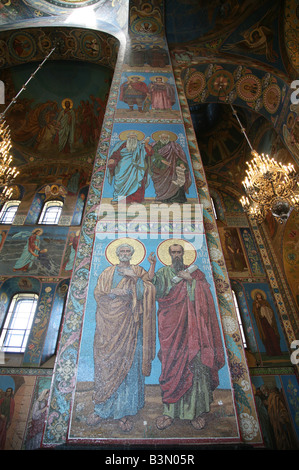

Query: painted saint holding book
left=148, top=239, right=225, bottom=431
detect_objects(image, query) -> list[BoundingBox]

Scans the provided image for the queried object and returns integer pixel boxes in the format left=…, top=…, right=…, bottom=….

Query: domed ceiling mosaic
left=164, top=0, right=299, bottom=186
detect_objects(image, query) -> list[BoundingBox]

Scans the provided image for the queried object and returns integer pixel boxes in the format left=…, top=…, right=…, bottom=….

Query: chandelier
left=240, top=150, right=299, bottom=224
left=216, top=83, right=299, bottom=224
left=0, top=47, right=55, bottom=203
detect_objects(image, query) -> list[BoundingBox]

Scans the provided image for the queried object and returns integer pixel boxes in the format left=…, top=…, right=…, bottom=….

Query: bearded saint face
left=126, top=136, right=138, bottom=152
left=117, top=244, right=134, bottom=262
left=169, top=245, right=185, bottom=272
left=159, top=134, right=170, bottom=145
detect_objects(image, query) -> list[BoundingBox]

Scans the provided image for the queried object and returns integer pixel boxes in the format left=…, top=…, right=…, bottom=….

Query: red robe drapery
left=157, top=268, right=225, bottom=404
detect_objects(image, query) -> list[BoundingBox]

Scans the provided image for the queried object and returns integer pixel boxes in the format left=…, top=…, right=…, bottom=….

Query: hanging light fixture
left=217, top=84, right=299, bottom=224
left=0, top=47, right=55, bottom=203
left=240, top=150, right=299, bottom=224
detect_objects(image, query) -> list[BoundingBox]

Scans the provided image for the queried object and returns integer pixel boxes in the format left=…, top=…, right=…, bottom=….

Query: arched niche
left=0, top=26, right=120, bottom=195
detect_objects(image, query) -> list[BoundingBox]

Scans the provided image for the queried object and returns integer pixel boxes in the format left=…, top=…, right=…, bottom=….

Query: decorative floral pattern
left=239, top=413, right=259, bottom=441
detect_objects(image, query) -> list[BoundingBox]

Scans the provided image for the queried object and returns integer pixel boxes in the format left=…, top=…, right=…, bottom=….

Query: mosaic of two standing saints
left=71, top=236, right=233, bottom=439
left=103, top=129, right=193, bottom=205
left=116, top=74, right=179, bottom=119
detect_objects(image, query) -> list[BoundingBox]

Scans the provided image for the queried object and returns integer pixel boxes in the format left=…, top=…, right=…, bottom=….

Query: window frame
left=0, top=200, right=20, bottom=224
left=211, top=197, right=218, bottom=220
left=0, top=292, right=39, bottom=353
left=38, top=200, right=63, bottom=225
left=232, top=289, right=247, bottom=349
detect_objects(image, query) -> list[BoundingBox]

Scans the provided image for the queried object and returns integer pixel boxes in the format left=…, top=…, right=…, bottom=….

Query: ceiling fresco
left=284, top=0, right=299, bottom=72
left=165, top=0, right=299, bottom=176
left=189, top=101, right=291, bottom=192
left=0, top=26, right=119, bottom=68
left=0, top=26, right=115, bottom=185
left=3, top=60, right=112, bottom=156
left=0, top=0, right=129, bottom=32
left=191, top=104, right=248, bottom=168
left=0, top=60, right=112, bottom=187
left=166, top=0, right=298, bottom=81
left=0, top=1, right=297, bottom=81
left=182, top=63, right=287, bottom=126
left=165, top=0, right=265, bottom=44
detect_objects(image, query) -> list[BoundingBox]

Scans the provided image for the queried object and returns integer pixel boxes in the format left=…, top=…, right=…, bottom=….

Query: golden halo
left=59, top=283, right=69, bottom=295
left=50, top=184, right=59, bottom=194
left=249, top=28, right=262, bottom=43
left=0, top=292, right=8, bottom=303
left=151, top=130, right=177, bottom=142
left=105, top=238, right=146, bottom=265
left=119, top=130, right=145, bottom=141
left=62, top=98, right=73, bottom=109
left=150, top=75, right=169, bottom=82
left=32, top=228, right=43, bottom=235
left=157, top=239, right=197, bottom=266
left=250, top=288, right=266, bottom=300
left=128, top=75, right=146, bottom=81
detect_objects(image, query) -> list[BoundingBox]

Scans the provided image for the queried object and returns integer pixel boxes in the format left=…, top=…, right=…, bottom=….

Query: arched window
left=41, top=280, right=69, bottom=365
left=232, top=289, right=247, bottom=348
left=0, top=293, right=38, bottom=353
left=38, top=200, right=63, bottom=225
left=211, top=197, right=218, bottom=220
left=0, top=200, right=20, bottom=224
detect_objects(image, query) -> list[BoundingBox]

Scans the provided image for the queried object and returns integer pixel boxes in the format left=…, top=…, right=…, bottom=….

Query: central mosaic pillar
left=43, top=0, right=262, bottom=447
